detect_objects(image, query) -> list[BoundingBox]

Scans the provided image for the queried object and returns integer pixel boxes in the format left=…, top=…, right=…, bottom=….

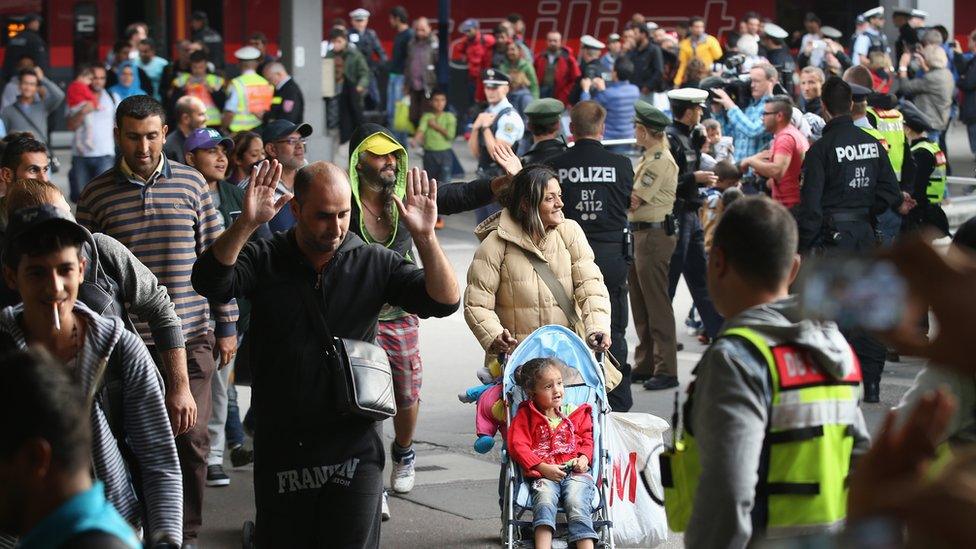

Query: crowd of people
left=0, top=4, right=974, bottom=549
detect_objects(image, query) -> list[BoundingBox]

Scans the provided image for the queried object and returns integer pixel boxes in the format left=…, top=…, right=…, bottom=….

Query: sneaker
left=643, top=375, right=679, bottom=391
left=381, top=491, right=391, bottom=521
left=230, top=444, right=254, bottom=467
left=206, top=464, right=230, bottom=487
left=391, top=446, right=416, bottom=493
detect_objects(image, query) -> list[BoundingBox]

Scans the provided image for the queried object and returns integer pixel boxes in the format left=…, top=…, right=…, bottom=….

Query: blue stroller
left=500, top=325, right=615, bottom=548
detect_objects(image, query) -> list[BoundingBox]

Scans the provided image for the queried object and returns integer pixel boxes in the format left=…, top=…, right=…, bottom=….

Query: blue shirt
left=581, top=81, right=640, bottom=141
left=137, top=56, right=169, bottom=100
left=716, top=96, right=772, bottom=162
left=18, top=482, right=141, bottom=549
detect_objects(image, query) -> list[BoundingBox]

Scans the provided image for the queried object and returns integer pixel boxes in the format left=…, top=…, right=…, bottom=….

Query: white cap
left=580, top=35, right=606, bottom=50
left=646, top=21, right=659, bottom=31
left=234, top=46, right=262, bottom=61
left=763, top=23, right=788, bottom=40
left=666, top=87, right=709, bottom=104
left=862, top=7, right=884, bottom=20
left=608, top=33, right=620, bottom=42
left=911, top=9, right=928, bottom=19
left=821, top=26, right=842, bottom=39
left=349, top=8, right=370, bottom=20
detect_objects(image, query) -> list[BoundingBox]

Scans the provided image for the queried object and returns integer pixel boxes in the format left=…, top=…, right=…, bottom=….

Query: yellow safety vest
left=911, top=140, right=947, bottom=204
left=661, top=327, right=862, bottom=538
left=228, top=72, right=273, bottom=132
left=863, top=107, right=906, bottom=182
left=173, top=73, right=226, bottom=127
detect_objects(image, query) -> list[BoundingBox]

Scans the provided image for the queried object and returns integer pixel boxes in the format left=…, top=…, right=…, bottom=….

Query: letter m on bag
left=611, top=452, right=639, bottom=504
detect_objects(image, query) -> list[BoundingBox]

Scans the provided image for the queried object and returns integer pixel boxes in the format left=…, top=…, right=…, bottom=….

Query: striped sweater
left=76, top=157, right=238, bottom=344
left=0, top=302, right=183, bottom=545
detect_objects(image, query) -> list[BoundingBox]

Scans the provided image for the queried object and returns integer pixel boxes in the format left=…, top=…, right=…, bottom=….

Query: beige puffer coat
left=464, top=209, right=612, bottom=352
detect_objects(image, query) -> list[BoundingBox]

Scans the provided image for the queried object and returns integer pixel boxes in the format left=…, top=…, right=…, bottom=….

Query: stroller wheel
left=242, top=520, right=255, bottom=549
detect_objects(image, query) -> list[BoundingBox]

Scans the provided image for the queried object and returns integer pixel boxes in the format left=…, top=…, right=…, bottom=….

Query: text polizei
left=834, top=142, right=879, bottom=163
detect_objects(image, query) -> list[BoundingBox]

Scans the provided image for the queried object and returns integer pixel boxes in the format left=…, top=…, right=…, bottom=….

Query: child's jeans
left=530, top=473, right=598, bottom=543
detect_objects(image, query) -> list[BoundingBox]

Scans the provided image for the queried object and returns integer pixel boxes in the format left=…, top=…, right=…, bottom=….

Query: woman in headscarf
left=108, top=61, right=147, bottom=103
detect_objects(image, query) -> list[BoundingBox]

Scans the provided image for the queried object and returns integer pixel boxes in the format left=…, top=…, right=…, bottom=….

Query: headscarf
left=108, top=61, right=147, bottom=100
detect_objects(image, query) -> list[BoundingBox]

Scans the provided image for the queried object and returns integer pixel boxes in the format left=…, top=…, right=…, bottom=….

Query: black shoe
left=643, top=375, right=679, bottom=391
left=631, top=372, right=653, bottom=384
left=886, top=349, right=901, bottom=362
left=676, top=343, right=684, bottom=352
left=863, top=381, right=880, bottom=404
left=206, top=464, right=230, bottom=487
left=230, top=444, right=254, bottom=467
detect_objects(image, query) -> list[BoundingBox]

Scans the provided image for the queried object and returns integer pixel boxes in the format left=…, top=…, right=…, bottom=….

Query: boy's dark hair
left=713, top=160, right=739, bottom=182
left=689, top=16, right=704, bottom=26
left=0, top=349, right=91, bottom=473
left=3, top=221, right=87, bottom=269
left=821, top=76, right=852, bottom=117
left=390, top=6, right=409, bottom=24
left=329, top=27, right=348, bottom=41
left=712, top=196, right=797, bottom=290
left=613, top=57, right=634, bottom=82
left=721, top=187, right=744, bottom=208
left=115, top=95, right=166, bottom=129
left=1, top=134, right=46, bottom=171
left=515, top=357, right=566, bottom=392
left=430, top=88, right=447, bottom=99
left=17, top=67, right=38, bottom=82
left=507, top=13, right=523, bottom=24
left=189, top=50, right=208, bottom=64
left=112, top=39, right=130, bottom=55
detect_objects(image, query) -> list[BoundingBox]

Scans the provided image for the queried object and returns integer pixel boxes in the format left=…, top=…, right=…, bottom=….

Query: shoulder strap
left=298, top=280, right=339, bottom=357
left=517, top=246, right=581, bottom=328
left=11, top=104, right=47, bottom=142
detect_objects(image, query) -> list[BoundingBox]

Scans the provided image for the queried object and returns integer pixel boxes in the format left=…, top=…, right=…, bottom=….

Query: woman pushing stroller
left=508, top=357, right=598, bottom=549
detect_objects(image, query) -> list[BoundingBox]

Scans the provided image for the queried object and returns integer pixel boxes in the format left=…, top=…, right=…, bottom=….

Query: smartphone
left=798, top=256, right=906, bottom=331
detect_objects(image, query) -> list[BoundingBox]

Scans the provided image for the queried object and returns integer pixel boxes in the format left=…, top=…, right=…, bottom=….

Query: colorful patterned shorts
left=376, top=314, right=422, bottom=408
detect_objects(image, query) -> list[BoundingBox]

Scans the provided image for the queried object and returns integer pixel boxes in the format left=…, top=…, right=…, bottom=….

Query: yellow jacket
left=674, top=34, right=723, bottom=85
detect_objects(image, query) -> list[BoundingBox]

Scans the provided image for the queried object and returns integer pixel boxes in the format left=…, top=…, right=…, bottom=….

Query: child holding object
left=508, top=357, right=597, bottom=549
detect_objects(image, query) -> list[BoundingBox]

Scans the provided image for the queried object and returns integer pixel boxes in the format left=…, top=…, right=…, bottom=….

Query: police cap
left=349, top=8, right=370, bottom=20
left=763, top=23, right=789, bottom=40
left=482, top=68, right=510, bottom=87
left=634, top=101, right=671, bottom=130
left=667, top=87, right=710, bottom=108
left=234, top=46, right=262, bottom=61
left=848, top=83, right=872, bottom=102
left=821, top=26, right=842, bottom=39
left=862, top=7, right=884, bottom=20
left=900, top=101, right=935, bottom=132
left=910, top=9, right=928, bottom=20
left=580, top=35, right=606, bottom=50
left=892, top=8, right=912, bottom=17
left=608, top=33, right=621, bottom=43
left=524, top=98, right=564, bottom=125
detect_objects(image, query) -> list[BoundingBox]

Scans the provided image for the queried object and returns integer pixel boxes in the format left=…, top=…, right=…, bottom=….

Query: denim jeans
left=387, top=73, right=408, bottom=145
left=876, top=208, right=903, bottom=247
left=530, top=473, right=598, bottom=543
left=68, top=155, right=114, bottom=203
left=667, top=210, right=724, bottom=338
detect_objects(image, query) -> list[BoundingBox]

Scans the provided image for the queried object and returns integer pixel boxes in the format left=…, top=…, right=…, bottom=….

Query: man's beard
left=359, top=164, right=397, bottom=209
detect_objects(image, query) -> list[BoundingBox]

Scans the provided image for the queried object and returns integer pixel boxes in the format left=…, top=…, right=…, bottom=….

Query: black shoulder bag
left=298, top=282, right=397, bottom=421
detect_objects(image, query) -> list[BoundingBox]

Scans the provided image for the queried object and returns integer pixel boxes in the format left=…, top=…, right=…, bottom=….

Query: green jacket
left=499, top=57, right=539, bottom=99
left=329, top=47, right=371, bottom=92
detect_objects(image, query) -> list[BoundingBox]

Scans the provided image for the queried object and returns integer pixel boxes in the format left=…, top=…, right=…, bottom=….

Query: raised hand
left=490, top=142, right=522, bottom=176
left=241, top=159, right=286, bottom=227
left=393, top=167, right=438, bottom=237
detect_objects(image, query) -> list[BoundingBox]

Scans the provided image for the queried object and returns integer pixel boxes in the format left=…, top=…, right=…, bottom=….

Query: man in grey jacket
left=0, top=67, right=63, bottom=142
left=685, top=196, right=870, bottom=548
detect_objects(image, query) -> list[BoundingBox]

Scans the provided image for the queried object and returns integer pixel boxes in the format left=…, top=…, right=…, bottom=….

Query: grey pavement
left=41, top=122, right=970, bottom=548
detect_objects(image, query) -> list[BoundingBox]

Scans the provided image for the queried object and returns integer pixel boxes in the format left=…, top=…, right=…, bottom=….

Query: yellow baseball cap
left=361, top=132, right=402, bottom=156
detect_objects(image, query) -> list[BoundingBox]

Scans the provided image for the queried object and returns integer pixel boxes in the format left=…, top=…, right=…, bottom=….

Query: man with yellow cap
left=347, top=122, right=509, bottom=519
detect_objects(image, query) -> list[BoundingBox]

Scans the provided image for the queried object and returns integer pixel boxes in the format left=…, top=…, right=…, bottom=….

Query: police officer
left=902, top=103, right=950, bottom=236
left=2, top=13, right=48, bottom=80
left=761, top=24, right=796, bottom=96
left=348, top=8, right=388, bottom=110
left=190, top=10, right=225, bottom=72
left=222, top=46, right=274, bottom=134
left=569, top=35, right=607, bottom=105
left=621, top=101, right=680, bottom=392
left=853, top=7, right=890, bottom=66
left=549, top=100, right=635, bottom=410
left=520, top=98, right=567, bottom=166
left=467, top=69, right=525, bottom=222
left=794, top=76, right=905, bottom=403
left=662, top=88, right=725, bottom=364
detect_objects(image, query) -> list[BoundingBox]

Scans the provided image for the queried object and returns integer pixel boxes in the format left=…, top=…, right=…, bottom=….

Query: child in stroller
left=508, top=357, right=598, bottom=549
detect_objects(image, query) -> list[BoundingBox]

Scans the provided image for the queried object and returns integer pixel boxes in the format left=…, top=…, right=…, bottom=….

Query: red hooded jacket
left=508, top=401, right=593, bottom=478
left=451, top=32, right=497, bottom=101
left=533, top=46, right=581, bottom=106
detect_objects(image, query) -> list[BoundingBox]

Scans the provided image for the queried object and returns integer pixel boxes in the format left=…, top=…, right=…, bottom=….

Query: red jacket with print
left=508, top=401, right=593, bottom=478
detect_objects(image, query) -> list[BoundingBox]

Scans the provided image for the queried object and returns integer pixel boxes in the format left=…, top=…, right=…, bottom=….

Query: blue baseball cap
left=184, top=128, right=234, bottom=154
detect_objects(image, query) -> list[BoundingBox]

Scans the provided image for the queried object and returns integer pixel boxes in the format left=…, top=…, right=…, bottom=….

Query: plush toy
left=458, top=358, right=507, bottom=453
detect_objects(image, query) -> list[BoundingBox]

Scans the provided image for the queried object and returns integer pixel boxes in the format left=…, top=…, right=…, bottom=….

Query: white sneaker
left=381, top=491, right=391, bottom=521
left=391, top=447, right=416, bottom=494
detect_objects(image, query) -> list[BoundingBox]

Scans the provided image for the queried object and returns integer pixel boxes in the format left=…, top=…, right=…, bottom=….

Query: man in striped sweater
left=76, top=95, right=238, bottom=546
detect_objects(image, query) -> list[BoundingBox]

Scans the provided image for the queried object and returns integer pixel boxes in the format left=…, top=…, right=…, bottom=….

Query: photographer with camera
left=710, top=63, right=777, bottom=162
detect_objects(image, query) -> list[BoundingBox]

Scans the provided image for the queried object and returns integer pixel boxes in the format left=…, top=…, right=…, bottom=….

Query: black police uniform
left=192, top=26, right=225, bottom=71
left=2, top=28, right=48, bottom=79
left=549, top=139, right=634, bottom=411
left=520, top=138, right=567, bottom=166
left=795, top=113, right=902, bottom=398
left=665, top=120, right=724, bottom=339
left=765, top=46, right=797, bottom=96
left=266, top=78, right=306, bottom=125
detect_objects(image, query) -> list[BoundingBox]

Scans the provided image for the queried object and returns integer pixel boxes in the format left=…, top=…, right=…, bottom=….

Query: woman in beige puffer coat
left=464, top=164, right=612, bottom=357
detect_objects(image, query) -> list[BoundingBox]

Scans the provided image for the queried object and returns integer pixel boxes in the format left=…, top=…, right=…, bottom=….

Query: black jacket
left=548, top=139, right=634, bottom=237
left=191, top=26, right=225, bottom=70
left=667, top=121, right=706, bottom=212
left=955, top=52, right=976, bottom=124
left=795, top=115, right=902, bottom=252
left=520, top=138, right=567, bottom=166
left=2, top=29, right=48, bottom=79
left=626, top=42, right=664, bottom=93
left=191, top=230, right=458, bottom=443
left=265, top=78, right=305, bottom=124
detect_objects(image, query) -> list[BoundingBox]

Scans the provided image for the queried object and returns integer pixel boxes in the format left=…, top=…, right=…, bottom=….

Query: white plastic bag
left=605, top=411, right=669, bottom=548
